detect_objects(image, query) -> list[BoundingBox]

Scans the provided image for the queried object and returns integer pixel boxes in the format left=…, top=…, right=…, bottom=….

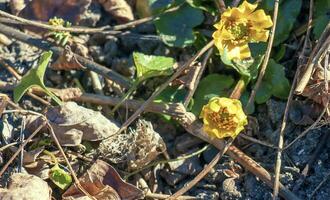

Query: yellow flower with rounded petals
left=212, top=1, right=273, bottom=60
left=200, top=97, right=248, bottom=139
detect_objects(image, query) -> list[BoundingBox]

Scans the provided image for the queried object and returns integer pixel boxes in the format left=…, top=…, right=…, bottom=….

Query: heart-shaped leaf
left=261, top=0, right=302, bottom=46
left=133, top=52, right=174, bottom=82
left=13, top=51, right=62, bottom=105
left=154, top=4, right=204, bottom=47
left=255, top=59, right=290, bottom=104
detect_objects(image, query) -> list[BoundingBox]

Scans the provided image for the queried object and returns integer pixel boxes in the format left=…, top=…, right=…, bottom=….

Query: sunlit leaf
left=49, top=165, right=72, bottom=190
left=133, top=52, right=174, bottom=81
left=261, top=0, right=302, bottom=46
left=220, top=48, right=264, bottom=81
left=191, top=74, right=234, bottom=115
left=154, top=4, right=204, bottom=47
left=13, top=51, right=62, bottom=105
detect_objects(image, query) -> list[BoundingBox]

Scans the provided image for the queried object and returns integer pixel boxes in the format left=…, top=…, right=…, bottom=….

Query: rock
left=244, top=174, right=272, bottom=200
left=89, top=45, right=105, bottom=63
left=194, top=189, right=219, bottom=200
left=168, top=150, right=202, bottom=175
left=111, top=57, right=135, bottom=77
left=0, top=173, right=50, bottom=200
left=266, top=99, right=286, bottom=125
left=78, top=2, right=102, bottom=27
left=160, top=170, right=185, bottom=186
left=220, top=178, right=242, bottom=200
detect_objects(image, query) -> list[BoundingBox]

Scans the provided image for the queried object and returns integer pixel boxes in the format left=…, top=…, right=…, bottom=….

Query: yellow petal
left=248, top=10, right=273, bottom=29
left=227, top=43, right=251, bottom=60
left=209, top=100, right=221, bottom=112
left=250, top=29, right=269, bottom=42
left=238, top=1, right=258, bottom=15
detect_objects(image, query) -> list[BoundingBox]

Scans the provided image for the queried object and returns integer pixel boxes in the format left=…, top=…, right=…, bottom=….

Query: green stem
left=41, top=86, right=62, bottom=105
left=110, top=80, right=140, bottom=114
left=43, top=150, right=59, bottom=166
left=230, top=76, right=249, bottom=99
left=124, top=145, right=210, bottom=180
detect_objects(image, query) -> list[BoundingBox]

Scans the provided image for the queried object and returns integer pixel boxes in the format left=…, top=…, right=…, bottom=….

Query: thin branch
left=0, top=23, right=131, bottom=88
left=0, top=121, right=46, bottom=177
left=103, top=40, right=215, bottom=140
left=246, top=0, right=280, bottom=110
left=273, top=1, right=315, bottom=198
left=183, top=48, right=213, bottom=107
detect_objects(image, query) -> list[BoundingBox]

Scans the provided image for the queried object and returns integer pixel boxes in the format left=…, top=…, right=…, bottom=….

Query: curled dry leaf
left=51, top=46, right=85, bottom=71
left=98, top=0, right=134, bottom=23
left=26, top=102, right=119, bottom=146
left=99, top=119, right=166, bottom=170
left=62, top=160, right=143, bottom=200
left=0, top=173, right=51, bottom=200
left=18, top=0, right=92, bottom=24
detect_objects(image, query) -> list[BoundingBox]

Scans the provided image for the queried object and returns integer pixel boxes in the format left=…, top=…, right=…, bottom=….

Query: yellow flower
left=200, top=97, right=248, bottom=139
left=212, top=1, right=273, bottom=60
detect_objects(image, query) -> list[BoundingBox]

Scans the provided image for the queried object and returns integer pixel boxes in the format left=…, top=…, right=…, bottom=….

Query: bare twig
left=273, top=0, right=313, bottom=200
left=246, top=0, right=280, bottom=110
left=47, top=123, right=96, bottom=200
left=0, top=23, right=131, bottom=88
left=104, top=40, right=215, bottom=140
left=183, top=48, right=213, bottom=107
left=0, top=121, right=46, bottom=177
left=295, top=22, right=330, bottom=93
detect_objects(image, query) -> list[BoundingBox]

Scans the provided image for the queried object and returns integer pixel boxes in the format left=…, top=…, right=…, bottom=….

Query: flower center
left=227, top=22, right=249, bottom=41
left=209, top=108, right=237, bottom=131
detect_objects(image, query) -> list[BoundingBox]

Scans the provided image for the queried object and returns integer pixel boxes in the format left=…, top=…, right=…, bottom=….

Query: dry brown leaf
left=63, top=160, right=143, bottom=200
left=18, top=0, right=92, bottom=24
left=99, top=0, right=134, bottom=23
left=51, top=46, right=85, bottom=71
left=26, top=102, right=119, bottom=146
left=0, top=173, right=51, bottom=200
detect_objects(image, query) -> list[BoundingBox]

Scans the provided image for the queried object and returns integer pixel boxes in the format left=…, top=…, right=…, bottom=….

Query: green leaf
left=154, top=4, right=204, bottom=47
left=313, top=0, right=330, bottom=38
left=133, top=52, right=174, bottom=81
left=13, top=51, right=62, bottom=105
left=49, top=165, right=72, bottom=190
left=191, top=74, right=234, bottom=115
left=220, top=48, right=264, bottom=81
left=186, top=0, right=217, bottom=15
left=155, top=85, right=186, bottom=103
left=255, top=59, right=290, bottom=104
left=261, top=0, right=302, bottom=46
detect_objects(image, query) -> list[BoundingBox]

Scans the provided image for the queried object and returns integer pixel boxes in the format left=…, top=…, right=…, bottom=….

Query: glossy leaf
left=154, top=4, right=204, bottom=47
left=49, top=165, right=72, bottom=190
left=255, top=59, right=290, bottom=104
left=133, top=52, right=174, bottom=81
left=313, top=0, right=330, bottom=38
left=221, top=47, right=264, bottom=81
left=191, top=74, right=234, bottom=115
left=261, top=0, right=302, bottom=46
left=13, top=51, right=62, bottom=105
